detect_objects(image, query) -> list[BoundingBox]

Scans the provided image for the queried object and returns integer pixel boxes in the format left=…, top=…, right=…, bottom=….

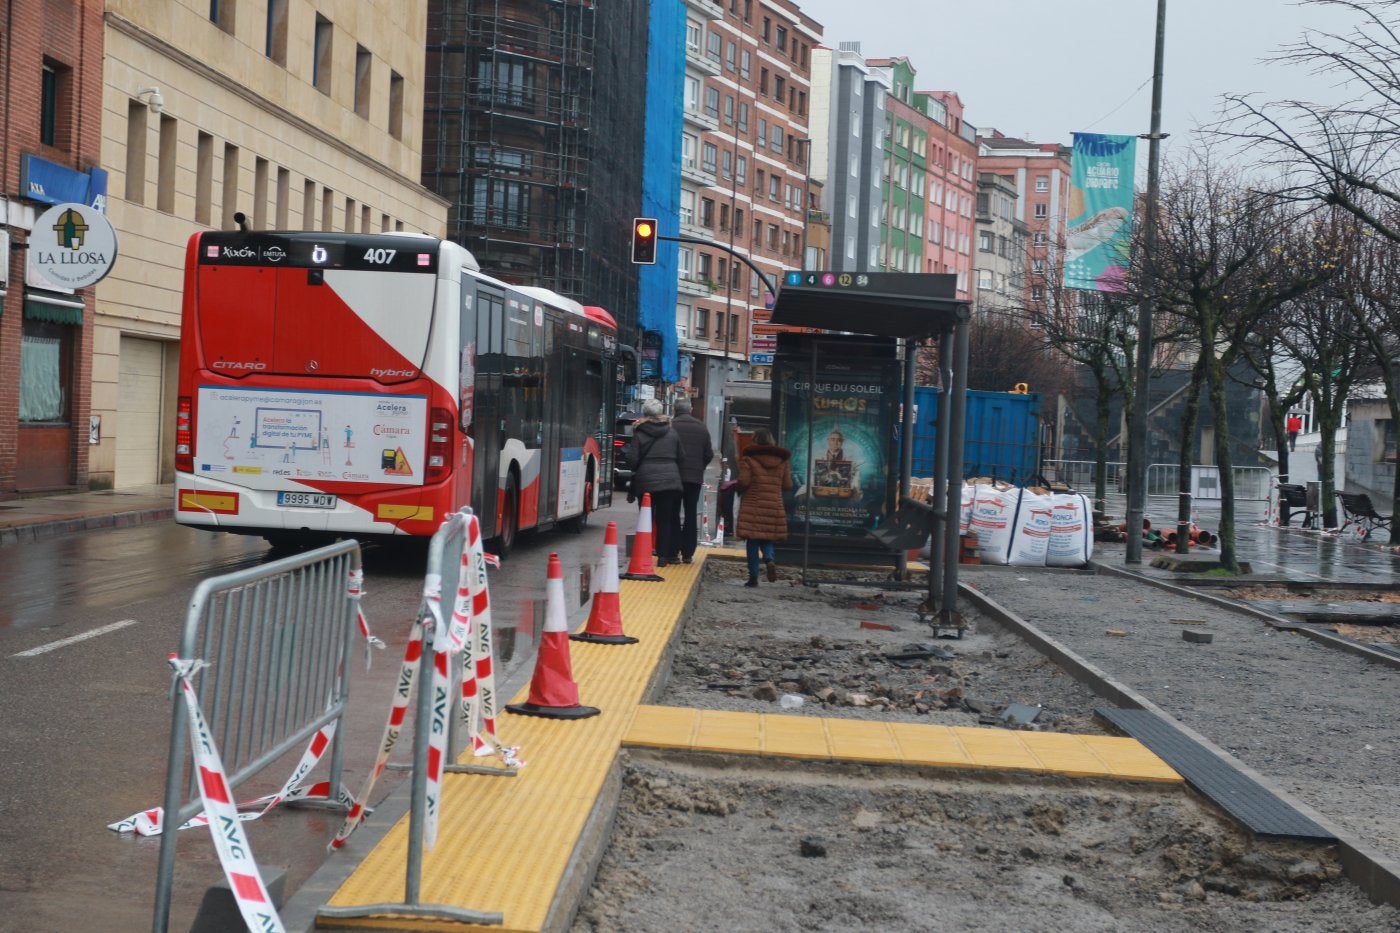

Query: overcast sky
left=795, top=0, right=1360, bottom=151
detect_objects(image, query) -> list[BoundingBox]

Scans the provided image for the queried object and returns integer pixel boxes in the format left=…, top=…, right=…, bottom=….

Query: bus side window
left=459, top=277, right=477, bottom=431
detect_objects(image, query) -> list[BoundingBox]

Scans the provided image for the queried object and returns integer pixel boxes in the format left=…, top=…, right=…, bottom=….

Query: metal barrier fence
left=1145, top=463, right=1274, bottom=501
left=153, top=539, right=363, bottom=931
left=1040, top=460, right=1273, bottom=503
left=318, top=508, right=503, bottom=927
left=1041, top=459, right=1127, bottom=493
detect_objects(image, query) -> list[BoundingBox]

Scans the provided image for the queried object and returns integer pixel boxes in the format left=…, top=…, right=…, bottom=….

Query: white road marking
left=13, top=619, right=140, bottom=657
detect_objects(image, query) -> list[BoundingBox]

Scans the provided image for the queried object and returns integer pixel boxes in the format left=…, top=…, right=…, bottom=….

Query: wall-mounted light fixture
left=136, top=87, right=164, bottom=114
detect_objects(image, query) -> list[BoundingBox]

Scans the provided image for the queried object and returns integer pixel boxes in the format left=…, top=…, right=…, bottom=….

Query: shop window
left=20, top=319, right=72, bottom=423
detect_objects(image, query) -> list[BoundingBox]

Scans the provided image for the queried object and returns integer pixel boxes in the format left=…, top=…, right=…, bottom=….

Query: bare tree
left=1134, top=154, right=1336, bottom=571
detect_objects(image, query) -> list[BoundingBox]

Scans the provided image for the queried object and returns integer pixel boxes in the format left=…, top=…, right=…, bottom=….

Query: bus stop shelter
left=767, top=272, right=972, bottom=629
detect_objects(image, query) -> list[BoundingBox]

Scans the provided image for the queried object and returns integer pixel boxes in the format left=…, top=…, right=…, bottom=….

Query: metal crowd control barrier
left=1041, top=459, right=1127, bottom=494
left=1145, top=463, right=1274, bottom=501
left=318, top=508, right=503, bottom=927
left=153, top=539, right=364, bottom=932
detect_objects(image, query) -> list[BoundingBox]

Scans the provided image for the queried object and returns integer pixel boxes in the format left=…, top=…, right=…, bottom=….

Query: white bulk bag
left=1047, top=493, right=1094, bottom=567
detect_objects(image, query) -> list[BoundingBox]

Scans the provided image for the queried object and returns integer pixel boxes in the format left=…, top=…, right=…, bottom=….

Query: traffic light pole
left=657, top=234, right=777, bottom=300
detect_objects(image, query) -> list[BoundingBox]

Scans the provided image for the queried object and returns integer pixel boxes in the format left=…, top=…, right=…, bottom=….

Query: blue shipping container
left=907, top=387, right=1041, bottom=486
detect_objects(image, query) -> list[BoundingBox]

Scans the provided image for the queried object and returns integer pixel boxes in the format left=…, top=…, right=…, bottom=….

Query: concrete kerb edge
left=965, top=570, right=1400, bottom=910
left=0, top=507, right=174, bottom=547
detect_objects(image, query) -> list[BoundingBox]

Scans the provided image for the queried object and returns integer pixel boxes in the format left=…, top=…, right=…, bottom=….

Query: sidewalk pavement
left=0, top=483, right=175, bottom=546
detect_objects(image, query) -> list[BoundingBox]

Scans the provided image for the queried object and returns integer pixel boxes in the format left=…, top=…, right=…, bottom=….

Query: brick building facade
left=0, top=0, right=105, bottom=496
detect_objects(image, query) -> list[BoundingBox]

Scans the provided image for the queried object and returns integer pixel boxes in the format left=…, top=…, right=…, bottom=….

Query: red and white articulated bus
left=174, top=230, right=623, bottom=553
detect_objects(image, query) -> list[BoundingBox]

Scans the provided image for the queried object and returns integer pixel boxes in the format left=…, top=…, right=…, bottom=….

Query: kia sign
left=27, top=202, right=119, bottom=289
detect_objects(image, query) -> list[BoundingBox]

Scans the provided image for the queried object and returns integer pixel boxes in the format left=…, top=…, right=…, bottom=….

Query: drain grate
left=1095, top=707, right=1335, bottom=842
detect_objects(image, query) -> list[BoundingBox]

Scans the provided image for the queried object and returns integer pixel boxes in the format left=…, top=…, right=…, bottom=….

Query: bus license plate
left=277, top=491, right=337, bottom=509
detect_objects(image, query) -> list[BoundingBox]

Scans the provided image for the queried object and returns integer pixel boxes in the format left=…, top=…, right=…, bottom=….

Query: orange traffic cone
left=506, top=553, right=600, bottom=720
left=621, top=493, right=664, bottom=581
left=572, top=522, right=638, bottom=645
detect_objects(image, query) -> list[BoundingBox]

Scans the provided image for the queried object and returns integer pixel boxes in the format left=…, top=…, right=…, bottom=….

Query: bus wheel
left=496, top=473, right=520, bottom=557
left=567, top=474, right=594, bottom=534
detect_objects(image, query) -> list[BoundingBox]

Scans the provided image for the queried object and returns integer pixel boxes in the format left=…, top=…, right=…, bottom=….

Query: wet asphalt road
left=0, top=509, right=625, bottom=932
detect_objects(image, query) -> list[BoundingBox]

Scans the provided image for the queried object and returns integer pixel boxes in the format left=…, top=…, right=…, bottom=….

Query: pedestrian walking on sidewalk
left=736, top=428, right=793, bottom=587
left=1287, top=412, right=1303, bottom=452
left=670, top=397, right=713, bottom=564
left=626, top=399, right=685, bottom=567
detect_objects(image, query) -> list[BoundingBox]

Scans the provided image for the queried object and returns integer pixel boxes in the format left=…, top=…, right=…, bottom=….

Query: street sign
left=27, top=201, right=119, bottom=289
left=749, top=352, right=773, bottom=364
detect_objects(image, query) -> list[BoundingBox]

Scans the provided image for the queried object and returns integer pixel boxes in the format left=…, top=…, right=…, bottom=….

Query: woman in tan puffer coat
left=736, top=428, right=793, bottom=586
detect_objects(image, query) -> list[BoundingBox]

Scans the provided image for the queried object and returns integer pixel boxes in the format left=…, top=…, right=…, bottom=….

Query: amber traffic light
left=631, top=217, right=658, bottom=264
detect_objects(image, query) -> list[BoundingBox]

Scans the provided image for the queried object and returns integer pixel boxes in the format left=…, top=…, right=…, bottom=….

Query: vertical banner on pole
left=1064, top=132, right=1138, bottom=293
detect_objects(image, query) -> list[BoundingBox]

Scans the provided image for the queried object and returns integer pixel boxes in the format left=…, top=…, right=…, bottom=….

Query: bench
left=1276, top=483, right=1316, bottom=529
left=1336, top=491, right=1392, bottom=539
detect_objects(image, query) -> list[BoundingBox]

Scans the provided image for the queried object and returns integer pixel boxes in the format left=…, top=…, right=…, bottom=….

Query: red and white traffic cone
left=621, top=492, right=664, bottom=581
left=713, top=517, right=725, bottom=548
left=572, top=522, right=638, bottom=645
left=506, top=554, right=600, bottom=720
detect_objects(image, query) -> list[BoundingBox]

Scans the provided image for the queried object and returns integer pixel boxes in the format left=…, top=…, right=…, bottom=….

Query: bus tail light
left=426, top=406, right=452, bottom=483
left=176, top=396, right=193, bottom=473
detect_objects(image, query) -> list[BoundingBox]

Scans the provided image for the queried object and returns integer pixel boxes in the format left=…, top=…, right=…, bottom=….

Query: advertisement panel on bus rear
left=195, top=385, right=428, bottom=487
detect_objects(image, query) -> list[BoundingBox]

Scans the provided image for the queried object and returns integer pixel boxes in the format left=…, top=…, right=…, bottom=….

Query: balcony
left=681, top=156, right=717, bottom=187
left=686, top=45, right=721, bottom=76
left=683, top=105, right=720, bottom=134
left=677, top=274, right=712, bottom=298
left=685, top=0, right=724, bottom=19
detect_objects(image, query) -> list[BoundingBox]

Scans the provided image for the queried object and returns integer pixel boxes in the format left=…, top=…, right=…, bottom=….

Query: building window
left=736, top=156, right=747, bottom=184
left=158, top=115, right=177, bottom=214
left=720, top=203, right=730, bottom=231
left=707, top=30, right=722, bottom=61
left=222, top=143, right=240, bottom=229
left=715, top=311, right=725, bottom=339
left=771, top=124, right=783, bottom=150
left=1032, top=258, right=1045, bottom=274
left=210, top=0, right=234, bottom=32
left=1031, top=285, right=1045, bottom=301
left=757, top=119, right=767, bottom=148
left=686, top=20, right=701, bottom=53
left=724, top=95, right=734, bottom=125
left=978, top=230, right=992, bottom=252
left=704, top=87, right=720, bottom=118
left=737, top=102, right=749, bottom=133
left=1033, top=231, right=1047, bottom=246
left=702, top=142, right=717, bottom=174
left=195, top=132, right=214, bottom=224
left=769, top=174, right=780, bottom=201
left=740, top=49, right=751, bottom=79
left=1034, top=202, right=1048, bottom=219
left=774, top=76, right=785, bottom=102
left=696, top=307, right=709, bottom=337
left=701, top=198, right=714, bottom=229
left=19, top=322, right=71, bottom=423
left=679, top=189, right=694, bottom=225
left=276, top=167, right=290, bottom=228
left=266, top=0, right=288, bottom=63
left=761, top=16, right=770, bottom=41
left=775, top=25, right=787, bottom=51
left=722, top=149, right=733, bottom=179
left=125, top=101, right=148, bottom=205
left=388, top=70, right=404, bottom=139
left=759, top=67, right=768, bottom=95
left=40, top=59, right=72, bottom=150
left=725, top=41, right=736, bottom=70
left=354, top=46, right=372, bottom=118
left=313, top=15, right=333, bottom=94
left=254, top=157, right=269, bottom=228
left=1035, top=175, right=1049, bottom=192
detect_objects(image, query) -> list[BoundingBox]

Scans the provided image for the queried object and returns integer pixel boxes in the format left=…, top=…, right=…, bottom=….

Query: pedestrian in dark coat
left=736, top=428, right=793, bottom=586
left=670, top=397, right=714, bottom=563
left=626, top=399, right=685, bottom=567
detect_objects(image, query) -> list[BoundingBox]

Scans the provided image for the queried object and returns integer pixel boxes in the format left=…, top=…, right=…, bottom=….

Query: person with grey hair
left=669, top=396, right=714, bottom=563
left=625, top=399, right=685, bottom=567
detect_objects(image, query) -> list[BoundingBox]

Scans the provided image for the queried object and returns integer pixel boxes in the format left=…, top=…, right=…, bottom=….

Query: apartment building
left=914, top=90, right=977, bottom=300
left=977, top=130, right=1072, bottom=318
left=974, top=170, right=1028, bottom=315
left=422, top=0, right=647, bottom=340
left=808, top=41, right=886, bottom=274
left=676, top=0, right=818, bottom=414
left=98, top=0, right=447, bottom=489
left=0, top=0, right=104, bottom=496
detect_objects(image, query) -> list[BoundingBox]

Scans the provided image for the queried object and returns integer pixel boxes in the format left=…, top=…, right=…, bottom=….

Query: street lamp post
left=1126, top=0, right=1167, bottom=564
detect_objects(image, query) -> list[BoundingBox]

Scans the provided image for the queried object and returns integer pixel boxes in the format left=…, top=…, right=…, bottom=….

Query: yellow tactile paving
left=324, top=546, right=1179, bottom=932
left=623, top=707, right=1181, bottom=785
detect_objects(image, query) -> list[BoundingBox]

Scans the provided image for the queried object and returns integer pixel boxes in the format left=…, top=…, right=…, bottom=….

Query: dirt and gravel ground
left=572, top=557, right=1400, bottom=932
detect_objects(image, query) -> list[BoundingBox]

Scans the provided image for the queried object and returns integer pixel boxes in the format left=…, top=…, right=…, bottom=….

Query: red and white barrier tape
left=347, top=567, right=386, bottom=669
left=465, top=514, right=523, bottom=767
left=169, top=657, right=285, bottom=931
left=330, top=623, right=422, bottom=850
left=110, top=715, right=341, bottom=837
